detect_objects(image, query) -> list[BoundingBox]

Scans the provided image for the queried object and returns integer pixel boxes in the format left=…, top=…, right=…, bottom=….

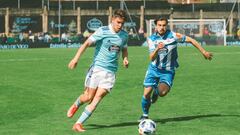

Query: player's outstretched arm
left=185, top=36, right=213, bottom=60
left=68, top=39, right=93, bottom=69
left=122, top=47, right=129, bottom=68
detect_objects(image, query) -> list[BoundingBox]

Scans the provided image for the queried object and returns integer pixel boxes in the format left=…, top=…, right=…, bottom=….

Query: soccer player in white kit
left=67, top=9, right=129, bottom=132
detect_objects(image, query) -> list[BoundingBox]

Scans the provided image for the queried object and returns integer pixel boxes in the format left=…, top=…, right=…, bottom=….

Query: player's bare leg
left=73, top=88, right=108, bottom=132
left=151, top=86, right=159, bottom=103
left=151, top=83, right=170, bottom=104
left=158, top=83, right=170, bottom=97
left=85, top=87, right=108, bottom=112
left=67, top=87, right=97, bottom=118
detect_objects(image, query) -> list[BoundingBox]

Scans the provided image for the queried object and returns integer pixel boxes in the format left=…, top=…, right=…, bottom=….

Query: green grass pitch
left=0, top=46, right=240, bottom=135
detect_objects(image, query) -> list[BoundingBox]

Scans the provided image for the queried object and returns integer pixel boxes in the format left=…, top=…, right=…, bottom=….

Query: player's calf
left=151, top=89, right=159, bottom=103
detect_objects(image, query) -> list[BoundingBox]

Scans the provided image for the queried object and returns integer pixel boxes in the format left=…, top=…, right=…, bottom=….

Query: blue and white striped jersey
left=88, top=24, right=128, bottom=73
left=147, top=30, right=186, bottom=70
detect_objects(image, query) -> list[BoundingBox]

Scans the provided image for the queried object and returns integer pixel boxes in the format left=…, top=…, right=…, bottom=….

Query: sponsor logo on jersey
left=158, top=47, right=168, bottom=54
left=106, top=40, right=120, bottom=52
left=108, top=45, right=120, bottom=52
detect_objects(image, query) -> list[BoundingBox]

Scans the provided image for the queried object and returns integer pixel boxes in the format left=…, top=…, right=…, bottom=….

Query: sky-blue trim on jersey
left=147, top=30, right=186, bottom=70
left=88, top=25, right=128, bottom=73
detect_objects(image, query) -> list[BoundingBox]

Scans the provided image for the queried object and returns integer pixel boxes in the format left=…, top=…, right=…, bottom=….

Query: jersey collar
left=155, top=30, right=170, bottom=38
left=109, top=24, right=122, bottom=34
left=109, top=24, right=116, bottom=34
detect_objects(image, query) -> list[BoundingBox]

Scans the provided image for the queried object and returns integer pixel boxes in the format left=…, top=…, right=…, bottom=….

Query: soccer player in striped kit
left=139, top=16, right=213, bottom=121
left=67, top=9, right=129, bottom=132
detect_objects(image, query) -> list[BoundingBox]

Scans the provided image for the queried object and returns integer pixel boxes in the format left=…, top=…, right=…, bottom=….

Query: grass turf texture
left=0, top=46, right=240, bottom=135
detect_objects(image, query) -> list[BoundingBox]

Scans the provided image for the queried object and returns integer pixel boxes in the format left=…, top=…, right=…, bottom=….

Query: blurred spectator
left=237, top=28, right=240, bottom=40
left=28, top=30, right=32, bottom=35
left=203, top=26, right=210, bottom=44
left=129, top=28, right=136, bottom=39
left=77, top=32, right=84, bottom=43
left=129, top=28, right=134, bottom=35
left=0, top=34, right=3, bottom=44
left=28, top=30, right=35, bottom=42
left=44, top=33, right=52, bottom=43
left=203, top=27, right=210, bottom=38
left=37, top=32, right=44, bottom=42
left=61, top=32, right=68, bottom=42
left=2, top=34, right=7, bottom=44
left=138, top=27, right=145, bottom=40
left=189, top=28, right=195, bottom=38
left=19, top=32, right=24, bottom=42
left=83, top=29, right=90, bottom=38
left=29, top=34, right=35, bottom=42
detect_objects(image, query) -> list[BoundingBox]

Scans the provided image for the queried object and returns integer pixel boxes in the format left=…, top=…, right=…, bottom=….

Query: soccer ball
left=138, top=119, right=156, bottom=135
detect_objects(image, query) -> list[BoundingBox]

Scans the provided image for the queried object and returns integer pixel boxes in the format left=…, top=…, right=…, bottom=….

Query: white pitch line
left=183, top=51, right=240, bottom=55
left=0, top=58, right=60, bottom=62
left=0, top=51, right=240, bottom=62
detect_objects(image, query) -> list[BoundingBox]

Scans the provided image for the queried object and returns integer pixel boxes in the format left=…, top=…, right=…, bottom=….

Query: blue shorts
left=143, top=64, right=175, bottom=88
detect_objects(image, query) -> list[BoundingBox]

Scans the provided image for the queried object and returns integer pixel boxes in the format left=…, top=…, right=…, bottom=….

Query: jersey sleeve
left=173, top=32, right=186, bottom=43
left=88, top=28, right=103, bottom=43
left=147, top=37, right=156, bottom=53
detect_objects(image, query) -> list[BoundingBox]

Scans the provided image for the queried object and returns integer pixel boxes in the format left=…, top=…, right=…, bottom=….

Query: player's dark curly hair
left=113, top=9, right=127, bottom=20
left=154, top=16, right=168, bottom=25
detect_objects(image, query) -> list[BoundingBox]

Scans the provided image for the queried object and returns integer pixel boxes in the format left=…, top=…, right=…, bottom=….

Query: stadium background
left=1, top=1, right=240, bottom=135
left=0, top=0, right=240, bottom=48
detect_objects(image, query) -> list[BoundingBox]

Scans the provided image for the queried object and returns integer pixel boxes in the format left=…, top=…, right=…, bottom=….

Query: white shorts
left=84, top=66, right=116, bottom=92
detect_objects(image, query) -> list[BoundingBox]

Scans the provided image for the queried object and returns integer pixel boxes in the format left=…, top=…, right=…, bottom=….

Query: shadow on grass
left=87, top=114, right=240, bottom=129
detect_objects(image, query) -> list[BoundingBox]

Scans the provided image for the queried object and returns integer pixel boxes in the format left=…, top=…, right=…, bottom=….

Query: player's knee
left=159, top=88, right=169, bottom=97
left=143, top=87, right=153, bottom=99
left=143, top=94, right=151, bottom=99
left=158, top=83, right=170, bottom=97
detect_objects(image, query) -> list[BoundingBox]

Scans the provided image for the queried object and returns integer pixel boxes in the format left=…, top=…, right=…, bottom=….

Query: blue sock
left=141, top=96, right=151, bottom=116
left=76, top=108, right=92, bottom=124
left=74, top=97, right=81, bottom=107
left=153, top=86, right=160, bottom=95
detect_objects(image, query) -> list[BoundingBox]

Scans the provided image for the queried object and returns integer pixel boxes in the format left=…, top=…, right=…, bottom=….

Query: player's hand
left=68, top=58, right=78, bottom=69
left=123, top=58, right=129, bottom=68
left=157, top=42, right=165, bottom=50
left=203, top=51, right=213, bottom=60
